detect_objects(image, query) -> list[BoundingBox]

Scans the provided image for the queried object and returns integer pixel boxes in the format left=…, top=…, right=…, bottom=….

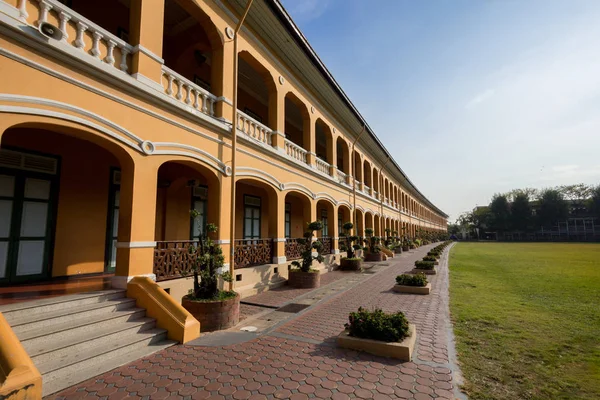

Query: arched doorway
left=283, top=191, right=312, bottom=261
left=316, top=199, right=335, bottom=255
left=0, top=124, right=132, bottom=284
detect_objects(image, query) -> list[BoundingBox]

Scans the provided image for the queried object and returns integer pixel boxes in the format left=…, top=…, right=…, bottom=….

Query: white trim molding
left=112, top=273, right=156, bottom=289
left=274, top=238, right=287, bottom=243
left=115, top=241, right=157, bottom=248
left=132, top=44, right=164, bottom=64
left=273, top=256, right=287, bottom=264
left=215, top=239, right=231, bottom=245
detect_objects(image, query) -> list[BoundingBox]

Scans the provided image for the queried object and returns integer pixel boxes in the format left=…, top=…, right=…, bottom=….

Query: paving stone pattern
left=50, top=244, right=462, bottom=400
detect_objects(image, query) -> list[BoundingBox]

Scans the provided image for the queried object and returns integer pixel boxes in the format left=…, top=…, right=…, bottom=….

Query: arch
left=315, top=118, right=333, bottom=166
left=354, top=208, right=364, bottom=237
left=363, top=160, right=372, bottom=188
left=236, top=167, right=282, bottom=192
left=316, top=199, right=335, bottom=243
left=284, top=91, right=310, bottom=151
left=353, top=152, right=363, bottom=185
left=0, top=121, right=140, bottom=282
left=314, top=192, right=338, bottom=205
left=336, top=136, right=350, bottom=175
left=365, top=212, right=374, bottom=232
left=156, top=159, right=221, bottom=242
left=285, top=190, right=313, bottom=239
left=372, top=169, right=379, bottom=194
left=374, top=215, right=381, bottom=236
left=235, top=177, right=279, bottom=242
left=283, top=183, right=315, bottom=200
left=163, top=0, right=225, bottom=96
left=237, top=50, right=278, bottom=130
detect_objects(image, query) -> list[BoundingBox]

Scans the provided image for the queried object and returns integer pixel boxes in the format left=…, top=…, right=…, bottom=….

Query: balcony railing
left=26, top=0, right=133, bottom=73
left=153, top=240, right=200, bottom=282
left=234, top=238, right=274, bottom=269
left=337, top=170, right=349, bottom=185
left=364, top=185, right=370, bottom=195
left=285, top=139, right=308, bottom=164
left=161, top=66, right=217, bottom=117
left=320, top=236, right=332, bottom=255
left=285, top=238, right=303, bottom=260
left=315, top=157, right=330, bottom=175
left=237, top=110, right=273, bottom=146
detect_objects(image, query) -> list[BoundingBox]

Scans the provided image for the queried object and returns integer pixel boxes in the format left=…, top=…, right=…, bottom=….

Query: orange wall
left=235, top=183, right=273, bottom=239
left=2, top=128, right=119, bottom=277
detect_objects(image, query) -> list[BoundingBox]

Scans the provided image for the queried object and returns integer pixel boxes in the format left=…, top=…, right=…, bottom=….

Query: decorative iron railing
left=285, top=238, right=304, bottom=260
left=320, top=236, right=332, bottom=255
left=234, top=238, right=274, bottom=269
left=153, top=240, right=200, bottom=281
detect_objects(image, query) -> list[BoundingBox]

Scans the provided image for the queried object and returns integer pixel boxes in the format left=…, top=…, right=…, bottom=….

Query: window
left=321, top=209, right=328, bottom=236
left=285, top=203, right=291, bottom=238
left=191, top=186, right=208, bottom=239
left=244, top=195, right=261, bottom=239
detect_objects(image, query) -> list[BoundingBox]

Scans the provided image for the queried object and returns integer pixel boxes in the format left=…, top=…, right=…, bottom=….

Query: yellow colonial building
left=0, top=0, right=448, bottom=395
left=0, top=0, right=447, bottom=296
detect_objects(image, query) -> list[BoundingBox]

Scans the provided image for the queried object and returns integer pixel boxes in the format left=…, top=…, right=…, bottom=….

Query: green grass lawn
left=449, top=242, right=600, bottom=400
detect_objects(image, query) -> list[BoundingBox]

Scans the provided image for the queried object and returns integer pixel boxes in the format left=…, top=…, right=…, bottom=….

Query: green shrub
left=415, top=260, right=435, bottom=270
left=428, top=251, right=440, bottom=258
left=345, top=307, right=410, bottom=342
left=396, top=273, right=428, bottom=287
left=423, top=255, right=437, bottom=262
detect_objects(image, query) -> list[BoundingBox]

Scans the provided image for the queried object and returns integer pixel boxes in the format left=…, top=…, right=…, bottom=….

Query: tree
left=490, top=194, right=511, bottom=232
left=589, top=185, right=600, bottom=219
left=537, top=189, right=568, bottom=227
left=510, top=192, right=532, bottom=231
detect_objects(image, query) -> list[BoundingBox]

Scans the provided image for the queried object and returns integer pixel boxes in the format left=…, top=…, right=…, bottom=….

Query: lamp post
left=228, top=0, right=255, bottom=291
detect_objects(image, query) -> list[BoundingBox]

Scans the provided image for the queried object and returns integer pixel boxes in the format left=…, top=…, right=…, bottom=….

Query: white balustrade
left=237, top=110, right=273, bottom=145
left=161, top=66, right=217, bottom=117
left=364, top=185, right=370, bottom=195
left=315, top=158, right=330, bottom=175
left=32, top=0, right=133, bottom=72
left=337, top=170, right=348, bottom=185
left=284, top=139, right=308, bottom=164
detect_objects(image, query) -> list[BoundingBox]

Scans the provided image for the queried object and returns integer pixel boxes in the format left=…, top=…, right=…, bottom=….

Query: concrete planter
left=434, top=260, right=439, bottom=265
left=365, top=253, right=385, bottom=262
left=402, top=246, right=409, bottom=252
left=337, top=324, right=416, bottom=361
left=288, top=269, right=321, bottom=288
left=409, top=245, right=416, bottom=249
left=411, top=268, right=437, bottom=275
left=393, top=283, right=431, bottom=295
left=394, top=247, right=402, bottom=254
left=340, top=258, right=362, bottom=271
left=182, top=293, right=240, bottom=332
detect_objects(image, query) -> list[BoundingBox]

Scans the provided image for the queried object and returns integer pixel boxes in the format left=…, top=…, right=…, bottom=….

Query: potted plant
left=391, top=230, right=402, bottom=254
left=364, top=228, right=385, bottom=262
left=337, top=307, right=416, bottom=361
left=339, top=222, right=362, bottom=271
left=393, top=273, right=430, bottom=294
left=181, top=211, right=237, bottom=332
left=411, top=260, right=437, bottom=275
left=288, top=221, right=324, bottom=288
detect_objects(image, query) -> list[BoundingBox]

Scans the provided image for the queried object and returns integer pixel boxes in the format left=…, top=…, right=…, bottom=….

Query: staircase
left=0, top=290, right=177, bottom=397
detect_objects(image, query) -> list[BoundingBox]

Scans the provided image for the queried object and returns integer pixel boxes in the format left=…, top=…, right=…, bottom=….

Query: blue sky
left=280, top=0, right=600, bottom=221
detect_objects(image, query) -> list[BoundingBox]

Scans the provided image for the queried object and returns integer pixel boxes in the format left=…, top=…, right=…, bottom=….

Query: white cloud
left=281, top=0, right=331, bottom=23
left=465, top=89, right=495, bottom=109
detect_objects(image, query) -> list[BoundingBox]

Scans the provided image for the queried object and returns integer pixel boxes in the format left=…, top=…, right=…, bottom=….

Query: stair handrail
left=0, top=312, right=42, bottom=399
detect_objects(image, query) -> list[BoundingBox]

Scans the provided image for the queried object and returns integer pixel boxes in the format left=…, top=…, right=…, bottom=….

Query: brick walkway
left=50, top=244, right=464, bottom=400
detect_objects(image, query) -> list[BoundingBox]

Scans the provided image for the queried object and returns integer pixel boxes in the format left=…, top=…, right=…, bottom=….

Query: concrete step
left=0, top=289, right=126, bottom=320
left=42, top=336, right=176, bottom=397
left=8, top=297, right=137, bottom=335
left=26, top=317, right=156, bottom=364
left=39, top=327, right=168, bottom=377
left=17, top=307, right=146, bottom=344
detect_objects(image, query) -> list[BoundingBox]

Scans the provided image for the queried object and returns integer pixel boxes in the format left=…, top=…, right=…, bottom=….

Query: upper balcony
left=6, top=0, right=412, bottom=212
